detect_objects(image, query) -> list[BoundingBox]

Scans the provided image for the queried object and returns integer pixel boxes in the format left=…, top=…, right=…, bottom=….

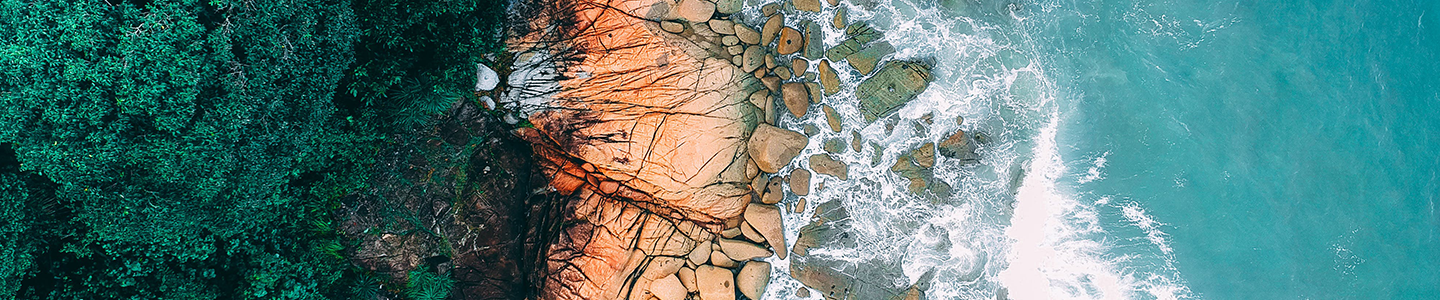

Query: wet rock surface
left=858, top=61, right=934, bottom=122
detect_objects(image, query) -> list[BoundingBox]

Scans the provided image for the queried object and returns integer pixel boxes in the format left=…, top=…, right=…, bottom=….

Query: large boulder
left=697, top=265, right=737, bottom=300
left=782, top=83, right=811, bottom=117
left=737, top=261, right=773, bottom=299
left=748, top=124, right=808, bottom=173
left=857, top=61, right=933, bottom=122
left=744, top=203, right=787, bottom=259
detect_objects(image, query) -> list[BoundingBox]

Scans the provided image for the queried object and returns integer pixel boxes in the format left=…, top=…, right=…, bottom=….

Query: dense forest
left=0, top=0, right=515, bottom=298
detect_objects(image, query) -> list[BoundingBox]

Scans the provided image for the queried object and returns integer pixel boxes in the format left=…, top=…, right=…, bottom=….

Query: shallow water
left=757, top=0, right=1440, bottom=298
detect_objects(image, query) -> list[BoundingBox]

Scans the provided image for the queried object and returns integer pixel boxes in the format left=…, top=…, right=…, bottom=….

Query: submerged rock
left=857, top=61, right=934, bottom=122
left=939, top=129, right=980, bottom=162
left=804, top=21, right=824, bottom=60
left=809, top=154, right=848, bottom=180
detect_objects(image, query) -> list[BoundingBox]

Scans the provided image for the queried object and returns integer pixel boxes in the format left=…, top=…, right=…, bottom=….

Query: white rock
left=476, top=63, right=498, bottom=91
left=480, top=96, right=496, bottom=110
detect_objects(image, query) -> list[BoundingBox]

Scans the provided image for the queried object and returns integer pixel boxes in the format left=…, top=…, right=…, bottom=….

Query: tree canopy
left=0, top=0, right=507, bottom=298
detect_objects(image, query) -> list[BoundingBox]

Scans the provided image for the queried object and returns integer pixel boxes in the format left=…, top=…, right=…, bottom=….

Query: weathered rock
left=765, top=54, right=777, bottom=70
left=761, top=76, right=781, bottom=92
left=689, top=239, right=713, bottom=265
left=803, top=124, right=819, bottom=136
left=833, top=7, right=847, bottom=29
left=776, top=65, right=793, bottom=80
left=857, top=61, right=933, bottom=122
left=718, top=238, right=772, bottom=261
left=826, top=0, right=838, bottom=6
left=741, top=221, right=767, bottom=243
left=823, top=105, right=841, bottom=132
left=912, top=142, right=935, bottom=168
left=809, top=154, right=848, bottom=180
left=818, top=60, right=839, bottom=95
left=938, top=129, right=978, bottom=162
left=710, top=250, right=739, bottom=268
left=792, top=58, right=809, bottom=76
left=721, top=226, right=742, bottom=238
left=824, top=22, right=882, bottom=62
left=716, top=0, right=742, bottom=15
left=846, top=41, right=894, bottom=75
left=742, top=45, right=764, bottom=73
left=782, top=83, right=810, bottom=118
left=851, top=131, right=862, bottom=152
left=764, top=94, right=778, bottom=124
left=748, top=124, right=807, bottom=173
left=724, top=44, right=742, bottom=55
left=823, top=138, right=846, bottom=154
left=722, top=35, right=740, bottom=46
left=743, top=203, right=787, bottom=259
left=804, top=21, right=824, bottom=59
left=737, top=261, right=773, bottom=299
left=692, top=22, right=719, bottom=37
left=794, top=0, right=822, bottom=11
left=710, top=19, right=735, bottom=34
left=763, top=178, right=784, bottom=204
left=806, top=82, right=823, bottom=104
left=651, top=274, right=688, bottom=300
left=661, top=21, right=685, bottom=33
left=679, top=266, right=699, bottom=292
left=735, top=24, right=761, bottom=44
left=762, top=14, right=784, bottom=45
left=777, top=27, right=805, bottom=55
left=697, top=265, right=737, bottom=300
left=676, top=0, right=715, bottom=22
left=797, top=287, right=811, bottom=297
left=762, top=3, right=780, bottom=16
left=751, top=174, right=771, bottom=195
left=790, top=169, right=811, bottom=195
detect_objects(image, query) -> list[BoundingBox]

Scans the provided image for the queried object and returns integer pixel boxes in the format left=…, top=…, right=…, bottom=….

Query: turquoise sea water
left=1033, top=0, right=1440, bottom=298
left=757, top=0, right=1440, bottom=298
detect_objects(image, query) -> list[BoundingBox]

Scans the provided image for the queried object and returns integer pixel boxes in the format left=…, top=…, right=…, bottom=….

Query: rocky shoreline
left=498, top=0, right=980, bottom=298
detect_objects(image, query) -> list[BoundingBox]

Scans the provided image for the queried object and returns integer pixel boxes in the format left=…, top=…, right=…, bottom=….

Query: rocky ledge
left=501, top=0, right=949, bottom=297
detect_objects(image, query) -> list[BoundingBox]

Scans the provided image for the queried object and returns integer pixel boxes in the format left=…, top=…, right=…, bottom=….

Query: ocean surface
left=758, top=0, right=1440, bottom=299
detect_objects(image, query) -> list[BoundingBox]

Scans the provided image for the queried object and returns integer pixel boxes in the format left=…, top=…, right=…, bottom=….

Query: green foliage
left=0, top=0, right=362, bottom=298
left=0, top=0, right=501, bottom=297
left=405, top=269, right=454, bottom=300
left=0, top=174, right=34, bottom=299
left=339, top=0, right=508, bottom=130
